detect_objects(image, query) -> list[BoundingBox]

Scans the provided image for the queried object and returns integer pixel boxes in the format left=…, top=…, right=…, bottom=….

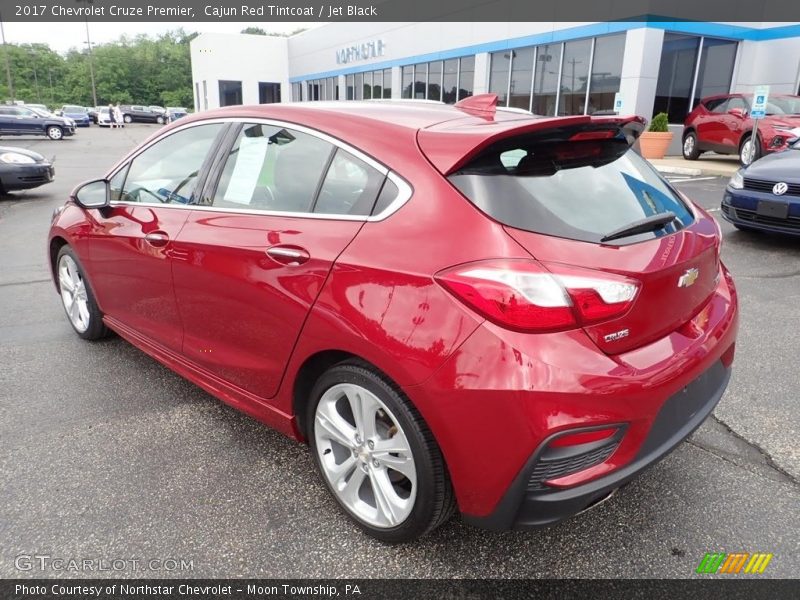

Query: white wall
left=190, top=33, right=290, bottom=111
left=733, top=38, right=800, bottom=95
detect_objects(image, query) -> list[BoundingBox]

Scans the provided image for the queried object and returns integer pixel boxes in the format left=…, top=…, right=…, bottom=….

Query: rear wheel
left=308, top=361, right=455, bottom=543
left=156, top=116, right=165, bottom=124
left=123, top=114, right=132, bottom=124
left=739, top=134, right=761, bottom=165
left=46, top=126, right=63, bottom=140
left=56, top=246, right=108, bottom=340
left=682, top=131, right=700, bottom=160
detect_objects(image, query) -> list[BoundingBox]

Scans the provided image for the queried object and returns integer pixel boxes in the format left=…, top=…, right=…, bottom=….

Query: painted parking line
left=667, top=176, right=721, bottom=183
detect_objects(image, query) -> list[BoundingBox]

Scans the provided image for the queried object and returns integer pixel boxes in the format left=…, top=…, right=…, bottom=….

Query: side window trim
left=104, top=116, right=413, bottom=220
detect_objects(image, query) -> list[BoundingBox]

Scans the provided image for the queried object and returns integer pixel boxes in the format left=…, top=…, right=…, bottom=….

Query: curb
left=651, top=165, right=703, bottom=176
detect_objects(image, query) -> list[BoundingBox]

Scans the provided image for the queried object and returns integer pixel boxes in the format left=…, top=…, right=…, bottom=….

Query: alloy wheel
left=58, top=255, right=90, bottom=333
left=314, top=383, right=417, bottom=528
left=683, top=135, right=695, bottom=156
left=740, top=139, right=753, bottom=165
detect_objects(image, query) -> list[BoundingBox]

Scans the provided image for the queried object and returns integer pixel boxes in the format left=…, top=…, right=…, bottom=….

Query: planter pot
left=639, top=131, right=674, bottom=159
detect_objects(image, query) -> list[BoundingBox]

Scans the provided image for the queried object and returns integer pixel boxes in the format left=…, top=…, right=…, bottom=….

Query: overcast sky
left=1, top=22, right=317, bottom=53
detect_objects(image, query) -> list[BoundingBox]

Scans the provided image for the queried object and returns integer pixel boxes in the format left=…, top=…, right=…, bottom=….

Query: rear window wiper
left=600, top=211, right=677, bottom=242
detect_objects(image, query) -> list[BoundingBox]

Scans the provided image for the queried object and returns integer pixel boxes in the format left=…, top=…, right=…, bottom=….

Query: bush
left=648, top=112, right=670, bottom=133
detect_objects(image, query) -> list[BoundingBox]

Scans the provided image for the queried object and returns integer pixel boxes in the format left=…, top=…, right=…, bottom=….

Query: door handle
left=144, top=231, right=170, bottom=247
left=266, top=245, right=310, bottom=266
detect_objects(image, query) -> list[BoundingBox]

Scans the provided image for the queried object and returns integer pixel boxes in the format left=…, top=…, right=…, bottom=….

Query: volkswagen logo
left=772, top=182, right=788, bottom=195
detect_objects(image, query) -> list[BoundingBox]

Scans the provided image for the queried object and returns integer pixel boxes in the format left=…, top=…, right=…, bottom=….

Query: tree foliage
left=0, top=29, right=195, bottom=109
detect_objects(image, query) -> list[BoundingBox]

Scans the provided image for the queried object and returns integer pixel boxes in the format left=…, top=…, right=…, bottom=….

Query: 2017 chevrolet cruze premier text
left=48, top=96, right=738, bottom=542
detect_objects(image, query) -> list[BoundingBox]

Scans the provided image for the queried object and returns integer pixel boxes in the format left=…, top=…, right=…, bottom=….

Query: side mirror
left=72, top=179, right=109, bottom=209
left=727, top=107, right=746, bottom=118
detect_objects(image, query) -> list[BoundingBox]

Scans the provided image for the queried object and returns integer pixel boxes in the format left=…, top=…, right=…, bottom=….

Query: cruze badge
left=604, top=329, right=630, bottom=343
left=678, top=268, right=700, bottom=288
left=773, top=182, right=788, bottom=195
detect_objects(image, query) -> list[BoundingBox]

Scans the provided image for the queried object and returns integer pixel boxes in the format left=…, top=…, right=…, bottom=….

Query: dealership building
left=190, top=21, right=800, bottom=128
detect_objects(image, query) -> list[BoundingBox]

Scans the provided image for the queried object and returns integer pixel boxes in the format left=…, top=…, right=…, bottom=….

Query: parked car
left=25, top=103, right=51, bottom=114
left=722, top=141, right=800, bottom=235
left=165, top=107, right=188, bottom=122
left=58, top=105, right=91, bottom=127
left=48, top=97, right=739, bottom=542
left=0, top=145, right=54, bottom=193
left=86, top=107, right=101, bottom=124
left=119, top=104, right=166, bottom=124
left=96, top=107, right=112, bottom=127
left=683, top=93, right=800, bottom=165
left=0, top=104, right=75, bottom=140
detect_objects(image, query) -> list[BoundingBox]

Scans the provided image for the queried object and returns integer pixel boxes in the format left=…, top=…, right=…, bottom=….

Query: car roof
left=159, top=97, right=643, bottom=175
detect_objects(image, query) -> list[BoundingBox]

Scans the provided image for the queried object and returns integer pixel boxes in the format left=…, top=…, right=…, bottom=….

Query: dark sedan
left=722, top=145, right=800, bottom=235
left=0, top=146, right=54, bottom=194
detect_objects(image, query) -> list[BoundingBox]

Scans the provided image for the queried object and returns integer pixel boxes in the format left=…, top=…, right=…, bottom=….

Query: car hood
left=744, top=148, right=800, bottom=181
left=0, top=146, right=47, bottom=162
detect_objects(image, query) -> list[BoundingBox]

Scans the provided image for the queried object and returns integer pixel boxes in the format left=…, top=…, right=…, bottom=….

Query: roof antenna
left=454, top=93, right=498, bottom=119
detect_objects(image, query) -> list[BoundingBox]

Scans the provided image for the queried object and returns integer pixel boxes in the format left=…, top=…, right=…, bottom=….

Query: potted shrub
left=639, top=112, right=674, bottom=159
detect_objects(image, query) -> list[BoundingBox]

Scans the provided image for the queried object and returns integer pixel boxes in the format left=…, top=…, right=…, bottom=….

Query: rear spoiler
left=418, top=94, right=646, bottom=175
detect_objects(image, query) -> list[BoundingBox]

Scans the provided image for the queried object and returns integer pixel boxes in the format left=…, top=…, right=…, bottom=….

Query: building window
left=194, top=82, right=200, bottom=111
left=355, top=72, right=364, bottom=100
left=458, top=56, right=474, bottom=101
left=428, top=61, right=443, bottom=101
left=383, top=68, right=392, bottom=98
left=692, top=38, right=738, bottom=108
left=202, top=80, right=208, bottom=110
left=589, top=34, right=625, bottom=114
left=259, top=82, right=281, bottom=104
left=509, top=47, right=535, bottom=110
left=532, top=43, right=561, bottom=115
left=489, top=51, right=512, bottom=106
left=443, top=59, right=458, bottom=104
left=346, top=74, right=354, bottom=100
left=219, top=80, right=241, bottom=107
left=402, top=66, right=413, bottom=99
left=413, top=63, right=427, bottom=99
left=558, top=39, right=592, bottom=116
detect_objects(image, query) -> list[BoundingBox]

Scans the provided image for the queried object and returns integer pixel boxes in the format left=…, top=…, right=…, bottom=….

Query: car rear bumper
left=722, top=188, right=800, bottom=235
left=408, top=264, right=738, bottom=524
left=463, top=360, right=730, bottom=530
left=0, top=162, right=55, bottom=190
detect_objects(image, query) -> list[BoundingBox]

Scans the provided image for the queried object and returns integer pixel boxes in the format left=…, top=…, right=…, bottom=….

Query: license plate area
left=757, top=200, right=789, bottom=219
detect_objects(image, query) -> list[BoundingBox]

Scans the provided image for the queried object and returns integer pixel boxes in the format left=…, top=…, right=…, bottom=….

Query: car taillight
left=435, top=259, right=639, bottom=332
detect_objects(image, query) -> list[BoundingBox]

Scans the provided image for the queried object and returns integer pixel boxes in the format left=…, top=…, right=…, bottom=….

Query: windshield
left=765, top=96, right=800, bottom=116
left=448, top=131, right=694, bottom=244
left=63, top=105, right=87, bottom=113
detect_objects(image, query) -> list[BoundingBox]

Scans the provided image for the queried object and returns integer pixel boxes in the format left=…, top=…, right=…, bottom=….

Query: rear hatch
left=424, top=111, right=720, bottom=354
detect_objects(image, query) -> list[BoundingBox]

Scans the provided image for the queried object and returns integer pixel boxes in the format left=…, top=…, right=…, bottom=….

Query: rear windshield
left=63, top=105, right=87, bottom=113
left=448, top=131, right=694, bottom=244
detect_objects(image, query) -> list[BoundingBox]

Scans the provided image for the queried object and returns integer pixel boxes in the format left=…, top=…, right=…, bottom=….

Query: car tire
left=308, top=361, right=455, bottom=543
left=682, top=131, right=701, bottom=160
left=56, top=245, right=109, bottom=340
left=156, top=116, right=164, bottom=124
left=739, top=134, right=761, bottom=166
left=46, top=126, right=63, bottom=140
left=123, top=115, right=132, bottom=124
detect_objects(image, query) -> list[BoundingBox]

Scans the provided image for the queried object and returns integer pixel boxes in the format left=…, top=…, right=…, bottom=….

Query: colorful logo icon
left=696, top=552, right=773, bottom=574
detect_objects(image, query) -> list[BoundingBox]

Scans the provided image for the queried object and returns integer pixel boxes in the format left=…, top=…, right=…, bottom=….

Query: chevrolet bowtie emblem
left=678, top=268, right=700, bottom=288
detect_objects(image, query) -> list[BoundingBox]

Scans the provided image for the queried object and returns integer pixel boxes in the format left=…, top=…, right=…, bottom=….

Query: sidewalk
left=648, top=155, right=740, bottom=178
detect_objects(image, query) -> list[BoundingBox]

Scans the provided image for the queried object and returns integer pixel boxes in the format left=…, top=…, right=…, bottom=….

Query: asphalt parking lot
left=0, top=126, right=798, bottom=579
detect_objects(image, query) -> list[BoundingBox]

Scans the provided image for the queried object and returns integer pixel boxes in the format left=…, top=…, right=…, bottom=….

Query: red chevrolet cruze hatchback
left=48, top=96, right=738, bottom=542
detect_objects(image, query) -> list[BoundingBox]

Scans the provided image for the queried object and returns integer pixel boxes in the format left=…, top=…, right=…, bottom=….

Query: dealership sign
left=336, top=40, right=386, bottom=64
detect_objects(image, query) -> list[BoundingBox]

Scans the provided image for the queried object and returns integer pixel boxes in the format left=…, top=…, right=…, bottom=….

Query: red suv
left=683, top=93, right=800, bottom=165
left=48, top=96, right=738, bottom=542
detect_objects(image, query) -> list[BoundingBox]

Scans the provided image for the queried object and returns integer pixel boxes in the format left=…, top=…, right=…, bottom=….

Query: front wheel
left=739, top=134, right=761, bottom=165
left=56, top=246, right=108, bottom=340
left=123, top=114, right=132, bottom=124
left=682, top=131, right=700, bottom=160
left=46, top=126, right=63, bottom=140
left=156, top=116, right=164, bottom=124
left=308, top=362, right=455, bottom=543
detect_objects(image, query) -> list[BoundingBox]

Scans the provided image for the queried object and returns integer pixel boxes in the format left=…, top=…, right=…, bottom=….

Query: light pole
left=84, top=19, right=98, bottom=107
left=0, top=13, right=14, bottom=102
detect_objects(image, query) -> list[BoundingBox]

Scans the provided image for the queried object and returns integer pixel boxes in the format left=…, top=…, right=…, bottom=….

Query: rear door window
left=448, top=129, right=694, bottom=244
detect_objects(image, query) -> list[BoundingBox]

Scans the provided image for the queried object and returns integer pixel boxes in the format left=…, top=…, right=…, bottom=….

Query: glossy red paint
left=48, top=100, right=739, bottom=529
